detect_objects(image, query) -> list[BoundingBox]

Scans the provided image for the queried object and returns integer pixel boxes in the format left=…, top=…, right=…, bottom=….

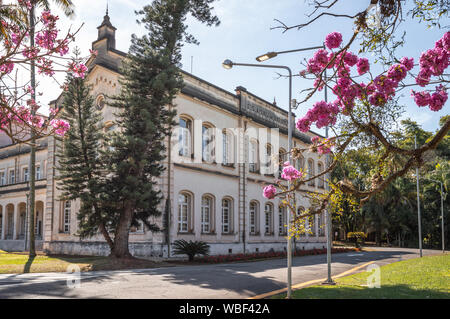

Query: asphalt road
left=0, top=247, right=443, bottom=299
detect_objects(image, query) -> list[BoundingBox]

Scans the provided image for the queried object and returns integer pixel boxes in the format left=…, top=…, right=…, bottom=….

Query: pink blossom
left=22, top=46, right=40, bottom=59
left=281, top=164, right=303, bottom=181
left=69, top=63, right=88, bottom=79
left=411, top=91, right=431, bottom=107
left=296, top=118, right=311, bottom=133
left=50, top=119, right=70, bottom=136
left=0, top=63, right=14, bottom=74
left=387, top=64, right=408, bottom=82
left=344, top=51, right=358, bottom=67
left=263, top=184, right=277, bottom=199
left=400, top=57, right=414, bottom=71
left=429, top=87, right=448, bottom=111
left=369, top=92, right=387, bottom=106
left=416, top=69, right=431, bottom=87
left=325, top=32, right=343, bottom=50
left=356, top=58, right=370, bottom=75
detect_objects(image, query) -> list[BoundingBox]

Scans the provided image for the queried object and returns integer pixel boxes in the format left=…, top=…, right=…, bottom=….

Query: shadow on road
left=0, top=248, right=441, bottom=299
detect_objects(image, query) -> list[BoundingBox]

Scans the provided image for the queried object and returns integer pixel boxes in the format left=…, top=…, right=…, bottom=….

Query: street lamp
left=422, top=177, right=446, bottom=254
left=222, top=59, right=294, bottom=298
left=255, top=45, right=335, bottom=288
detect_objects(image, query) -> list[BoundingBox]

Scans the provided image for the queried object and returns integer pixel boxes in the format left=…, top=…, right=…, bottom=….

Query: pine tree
left=105, top=0, right=219, bottom=258
left=57, top=63, right=114, bottom=250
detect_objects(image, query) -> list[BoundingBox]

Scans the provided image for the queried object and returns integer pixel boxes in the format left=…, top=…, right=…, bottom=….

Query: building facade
left=0, top=13, right=328, bottom=257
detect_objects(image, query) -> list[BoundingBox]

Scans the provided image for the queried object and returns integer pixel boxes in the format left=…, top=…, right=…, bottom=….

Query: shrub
left=172, top=240, right=210, bottom=261
left=347, top=232, right=366, bottom=248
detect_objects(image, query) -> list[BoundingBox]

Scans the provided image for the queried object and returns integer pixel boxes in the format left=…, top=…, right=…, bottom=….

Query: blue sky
left=41, top=0, right=448, bottom=134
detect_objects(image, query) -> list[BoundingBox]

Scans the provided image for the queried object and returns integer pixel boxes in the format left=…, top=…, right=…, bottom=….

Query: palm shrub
left=172, top=240, right=210, bottom=262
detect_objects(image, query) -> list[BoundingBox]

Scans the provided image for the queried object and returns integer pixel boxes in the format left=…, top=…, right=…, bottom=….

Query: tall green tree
left=105, top=0, right=219, bottom=258
left=57, top=62, right=114, bottom=250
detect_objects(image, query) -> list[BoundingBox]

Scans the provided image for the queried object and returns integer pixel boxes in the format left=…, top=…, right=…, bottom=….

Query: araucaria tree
left=105, top=0, right=219, bottom=258
left=57, top=65, right=114, bottom=250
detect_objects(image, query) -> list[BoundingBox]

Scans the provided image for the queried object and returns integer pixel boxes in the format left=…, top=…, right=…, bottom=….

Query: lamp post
left=422, top=177, right=446, bottom=254
left=254, top=45, right=335, bottom=286
left=222, top=59, right=295, bottom=298
left=415, top=136, right=423, bottom=257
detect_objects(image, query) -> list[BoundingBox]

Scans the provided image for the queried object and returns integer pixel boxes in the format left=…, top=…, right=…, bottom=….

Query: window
left=0, top=171, right=5, bottom=185
left=298, top=206, right=306, bottom=237
left=318, top=162, right=324, bottom=188
left=249, top=140, right=259, bottom=173
left=307, top=159, right=315, bottom=187
left=222, top=198, right=232, bottom=234
left=318, top=213, right=325, bottom=236
left=222, top=130, right=234, bottom=166
left=201, top=195, right=213, bottom=233
left=23, top=167, right=29, bottom=182
left=249, top=201, right=259, bottom=235
left=264, top=144, right=273, bottom=174
left=264, top=203, right=273, bottom=235
left=279, top=205, right=287, bottom=235
left=36, top=165, right=41, bottom=180
left=130, top=219, right=144, bottom=233
left=296, top=155, right=305, bottom=172
left=96, top=95, right=106, bottom=110
left=63, top=201, right=71, bottom=233
left=278, top=148, right=287, bottom=178
left=309, top=215, right=316, bottom=236
left=179, top=117, right=192, bottom=157
left=9, top=169, right=15, bottom=184
left=178, top=192, right=191, bottom=233
left=202, top=125, right=215, bottom=163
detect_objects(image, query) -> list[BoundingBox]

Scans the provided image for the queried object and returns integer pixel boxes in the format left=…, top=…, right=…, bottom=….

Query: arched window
left=298, top=206, right=306, bottom=237
left=264, top=144, right=273, bottom=175
left=249, top=201, right=259, bottom=235
left=309, top=215, right=316, bottom=236
left=264, top=203, right=273, bottom=235
left=202, top=124, right=215, bottom=163
left=179, top=117, right=192, bottom=157
left=23, top=167, right=29, bottom=182
left=178, top=192, right=192, bottom=233
left=318, top=213, right=325, bottom=236
left=201, top=195, right=213, bottom=233
left=222, top=130, right=234, bottom=166
left=222, top=198, right=233, bottom=234
left=278, top=148, right=287, bottom=178
left=318, top=162, right=324, bottom=188
left=278, top=205, right=287, bottom=235
left=307, top=159, right=315, bottom=187
left=63, top=201, right=71, bottom=234
left=296, top=154, right=305, bottom=172
left=249, top=139, right=259, bottom=173
left=96, top=94, right=106, bottom=110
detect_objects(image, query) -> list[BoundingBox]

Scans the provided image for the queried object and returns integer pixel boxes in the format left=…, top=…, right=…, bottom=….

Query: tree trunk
left=99, top=222, right=114, bottom=251
left=110, top=201, right=134, bottom=258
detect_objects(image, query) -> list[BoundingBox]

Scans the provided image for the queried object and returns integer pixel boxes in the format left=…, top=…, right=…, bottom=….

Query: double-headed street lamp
left=255, top=46, right=335, bottom=287
left=222, top=45, right=326, bottom=299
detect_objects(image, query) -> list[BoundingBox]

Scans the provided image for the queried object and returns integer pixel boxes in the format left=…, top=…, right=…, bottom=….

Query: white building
left=0, top=13, right=327, bottom=257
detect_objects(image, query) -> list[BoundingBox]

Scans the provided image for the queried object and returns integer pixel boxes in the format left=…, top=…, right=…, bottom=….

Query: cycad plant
left=172, top=240, right=210, bottom=262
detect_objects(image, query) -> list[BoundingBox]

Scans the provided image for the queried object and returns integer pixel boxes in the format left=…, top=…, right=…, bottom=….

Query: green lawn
left=273, top=254, right=450, bottom=299
left=0, top=250, right=169, bottom=274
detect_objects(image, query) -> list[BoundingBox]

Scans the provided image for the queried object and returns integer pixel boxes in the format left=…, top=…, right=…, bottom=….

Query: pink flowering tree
left=264, top=1, right=449, bottom=234
left=0, top=1, right=89, bottom=144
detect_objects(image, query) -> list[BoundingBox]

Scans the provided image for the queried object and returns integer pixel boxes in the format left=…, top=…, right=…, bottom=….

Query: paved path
left=0, top=247, right=443, bottom=299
